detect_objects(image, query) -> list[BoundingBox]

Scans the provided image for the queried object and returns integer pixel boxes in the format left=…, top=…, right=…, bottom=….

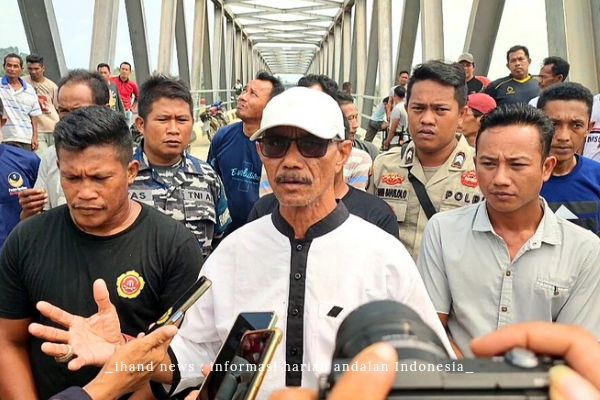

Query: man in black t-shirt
left=0, top=106, right=203, bottom=400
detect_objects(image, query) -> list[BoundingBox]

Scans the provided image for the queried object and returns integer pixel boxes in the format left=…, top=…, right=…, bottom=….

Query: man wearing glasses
left=27, top=87, right=454, bottom=400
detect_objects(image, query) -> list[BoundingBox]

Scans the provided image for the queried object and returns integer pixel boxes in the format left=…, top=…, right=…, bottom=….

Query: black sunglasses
left=257, top=135, right=342, bottom=158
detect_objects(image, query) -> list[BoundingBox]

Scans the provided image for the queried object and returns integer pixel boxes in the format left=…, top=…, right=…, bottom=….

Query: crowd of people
left=1, top=42, right=600, bottom=400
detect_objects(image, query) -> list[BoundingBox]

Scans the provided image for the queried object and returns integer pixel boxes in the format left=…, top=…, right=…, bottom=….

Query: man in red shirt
left=110, top=62, right=139, bottom=125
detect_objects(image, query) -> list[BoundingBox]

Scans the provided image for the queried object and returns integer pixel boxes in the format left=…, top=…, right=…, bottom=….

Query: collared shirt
left=165, top=202, right=454, bottom=400
left=417, top=198, right=600, bottom=357
left=0, top=76, right=42, bottom=143
left=483, top=75, right=540, bottom=106
left=34, top=145, right=65, bottom=210
left=131, top=144, right=231, bottom=256
left=370, top=135, right=483, bottom=259
left=109, top=76, right=138, bottom=110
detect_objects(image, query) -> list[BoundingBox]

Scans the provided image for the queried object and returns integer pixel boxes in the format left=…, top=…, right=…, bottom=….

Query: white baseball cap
left=250, top=86, right=345, bottom=141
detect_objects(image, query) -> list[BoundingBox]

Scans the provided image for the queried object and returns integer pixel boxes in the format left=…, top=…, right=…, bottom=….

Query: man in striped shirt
left=0, top=53, right=41, bottom=151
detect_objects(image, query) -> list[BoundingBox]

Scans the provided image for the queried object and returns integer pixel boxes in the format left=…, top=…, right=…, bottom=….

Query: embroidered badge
left=451, top=152, right=466, bottom=169
left=506, top=86, right=515, bottom=95
left=116, top=271, right=145, bottom=299
left=8, top=172, right=23, bottom=188
left=405, top=148, right=414, bottom=164
left=461, top=170, right=478, bottom=188
left=381, top=173, right=405, bottom=185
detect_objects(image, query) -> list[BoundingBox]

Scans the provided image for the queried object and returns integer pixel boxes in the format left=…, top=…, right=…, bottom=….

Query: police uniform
left=370, top=135, right=483, bottom=259
left=130, top=143, right=231, bottom=256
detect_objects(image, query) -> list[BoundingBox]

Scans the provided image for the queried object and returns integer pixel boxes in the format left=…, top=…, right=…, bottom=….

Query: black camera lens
left=333, top=300, right=449, bottom=363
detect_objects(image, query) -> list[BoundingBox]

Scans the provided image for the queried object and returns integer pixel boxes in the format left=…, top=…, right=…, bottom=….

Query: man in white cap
left=27, top=87, right=454, bottom=400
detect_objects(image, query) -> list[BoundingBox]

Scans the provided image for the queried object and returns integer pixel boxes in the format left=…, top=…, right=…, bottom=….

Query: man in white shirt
left=28, top=87, right=454, bottom=400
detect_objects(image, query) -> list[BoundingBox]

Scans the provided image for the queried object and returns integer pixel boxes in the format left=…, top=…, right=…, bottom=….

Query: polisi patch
left=461, top=170, right=478, bottom=188
left=117, top=271, right=145, bottom=299
left=381, top=173, right=405, bottom=185
left=444, top=190, right=483, bottom=204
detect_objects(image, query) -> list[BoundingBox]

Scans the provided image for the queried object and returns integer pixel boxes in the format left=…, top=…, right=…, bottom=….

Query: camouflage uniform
left=130, top=144, right=231, bottom=257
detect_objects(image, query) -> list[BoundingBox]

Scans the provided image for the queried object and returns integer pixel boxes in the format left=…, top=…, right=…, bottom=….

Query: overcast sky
left=1, top=0, right=548, bottom=83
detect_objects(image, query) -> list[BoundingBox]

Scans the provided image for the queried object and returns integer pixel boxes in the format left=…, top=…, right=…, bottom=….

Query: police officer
left=131, top=76, right=230, bottom=257
left=370, top=60, right=483, bottom=260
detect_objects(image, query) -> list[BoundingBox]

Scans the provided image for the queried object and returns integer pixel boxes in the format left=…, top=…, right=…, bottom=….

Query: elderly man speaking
left=29, top=87, right=453, bottom=400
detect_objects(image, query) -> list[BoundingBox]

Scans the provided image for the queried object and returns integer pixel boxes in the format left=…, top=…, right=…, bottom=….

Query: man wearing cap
left=458, top=53, right=486, bottom=94
left=461, top=93, right=497, bottom=147
left=29, top=87, right=454, bottom=400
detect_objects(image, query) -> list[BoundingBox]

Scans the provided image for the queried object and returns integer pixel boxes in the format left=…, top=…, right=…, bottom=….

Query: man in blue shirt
left=364, top=97, right=389, bottom=143
left=0, top=97, right=40, bottom=248
left=207, top=72, right=284, bottom=233
left=539, top=82, right=600, bottom=234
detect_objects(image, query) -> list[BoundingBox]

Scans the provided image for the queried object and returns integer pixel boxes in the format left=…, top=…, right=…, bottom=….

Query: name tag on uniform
left=129, top=189, right=154, bottom=205
left=184, top=189, right=213, bottom=203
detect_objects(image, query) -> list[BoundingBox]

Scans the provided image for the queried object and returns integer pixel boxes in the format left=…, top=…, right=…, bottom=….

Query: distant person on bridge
left=23, top=54, right=59, bottom=156
left=110, top=61, right=138, bottom=125
left=96, top=62, right=125, bottom=116
left=207, top=71, right=284, bottom=234
left=457, top=52, right=486, bottom=94
left=484, top=45, right=539, bottom=106
left=0, top=53, right=41, bottom=152
left=528, top=56, right=570, bottom=108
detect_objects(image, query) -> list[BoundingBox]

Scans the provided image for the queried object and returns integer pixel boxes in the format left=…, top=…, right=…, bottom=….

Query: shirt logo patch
left=506, top=86, right=515, bottom=95
left=8, top=172, right=23, bottom=188
left=461, top=170, right=478, bottom=188
left=451, top=152, right=466, bottom=169
left=381, top=173, right=405, bottom=185
left=116, top=271, right=145, bottom=299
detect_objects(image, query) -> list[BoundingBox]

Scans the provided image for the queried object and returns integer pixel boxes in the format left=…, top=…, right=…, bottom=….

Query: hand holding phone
left=198, top=328, right=283, bottom=400
left=147, top=276, right=212, bottom=334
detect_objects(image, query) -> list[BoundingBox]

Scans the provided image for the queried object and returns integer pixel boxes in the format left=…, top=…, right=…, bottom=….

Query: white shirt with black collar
left=165, top=202, right=454, bottom=400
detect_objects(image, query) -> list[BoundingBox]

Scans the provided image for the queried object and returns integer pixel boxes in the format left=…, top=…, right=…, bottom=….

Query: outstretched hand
left=29, top=279, right=124, bottom=370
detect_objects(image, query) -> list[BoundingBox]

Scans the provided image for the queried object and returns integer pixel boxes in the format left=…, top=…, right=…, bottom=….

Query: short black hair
left=407, top=60, right=467, bottom=108
left=4, top=53, right=23, bottom=68
left=394, top=86, right=406, bottom=98
left=137, top=75, right=193, bottom=121
left=255, top=71, right=284, bottom=100
left=342, top=82, right=353, bottom=91
left=382, top=96, right=389, bottom=104
left=336, top=91, right=355, bottom=106
left=54, top=105, right=133, bottom=167
left=506, top=45, right=530, bottom=62
left=97, top=63, right=111, bottom=72
left=476, top=103, right=554, bottom=161
left=297, top=74, right=339, bottom=100
left=26, top=54, right=44, bottom=65
left=399, top=70, right=410, bottom=76
left=542, top=56, right=570, bottom=81
left=57, top=69, right=109, bottom=106
left=120, top=61, right=132, bottom=70
left=537, top=82, right=594, bottom=120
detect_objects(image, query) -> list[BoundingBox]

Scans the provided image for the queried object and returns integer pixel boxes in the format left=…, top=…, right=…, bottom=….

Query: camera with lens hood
left=318, top=300, right=563, bottom=400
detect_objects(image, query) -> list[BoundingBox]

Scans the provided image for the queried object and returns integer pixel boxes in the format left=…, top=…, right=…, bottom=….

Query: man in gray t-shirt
left=383, top=86, right=408, bottom=150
